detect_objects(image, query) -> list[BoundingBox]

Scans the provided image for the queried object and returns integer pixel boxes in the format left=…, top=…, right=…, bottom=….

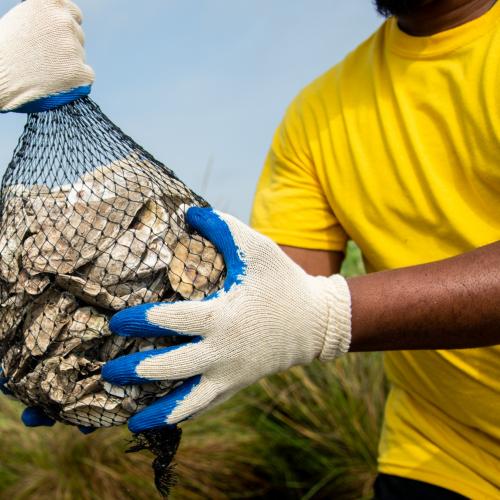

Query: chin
left=374, top=0, right=435, bottom=17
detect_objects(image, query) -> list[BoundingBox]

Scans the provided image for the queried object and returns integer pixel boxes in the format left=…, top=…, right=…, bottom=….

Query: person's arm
left=281, top=242, right=500, bottom=351
left=279, top=246, right=343, bottom=277
left=102, top=208, right=499, bottom=432
left=349, top=240, right=500, bottom=351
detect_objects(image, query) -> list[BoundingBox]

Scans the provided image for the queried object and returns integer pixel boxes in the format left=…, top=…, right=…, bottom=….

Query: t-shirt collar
left=385, top=0, right=500, bottom=58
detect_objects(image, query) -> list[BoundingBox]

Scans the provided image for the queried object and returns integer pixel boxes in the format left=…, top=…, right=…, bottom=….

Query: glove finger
left=22, top=407, right=56, bottom=427
left=128, top=375, right=219, bottom=433
left=191, top=386, right=239, bottom=420
left=163, top=376, right=221, bottom=426
left=0, top=383, right=12, bottom=396
left=71, top=18, right=85, bottom=47
left=78, top=426, right=96, bottom=435
left=81, top=63, right=96, bottom=87
left=110, top=300, right=218, bottom=338
left=63, top=0, right=83, bottom=24
left=102, top=339, right=213, bottom=386
left=0, top=370, right=12, bottom=396
left=186, top=207, right=246, bottom=292
left=28, top=0, right=59, bottom=8
left=103, top=339, right=210, bottom=384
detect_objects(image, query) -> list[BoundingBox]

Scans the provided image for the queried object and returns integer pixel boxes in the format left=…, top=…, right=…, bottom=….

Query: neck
left=397, top=0, right=497, bottom=36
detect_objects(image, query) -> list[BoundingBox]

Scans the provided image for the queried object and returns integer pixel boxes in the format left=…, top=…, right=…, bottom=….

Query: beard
left=374, top=0, right=434, bottom=17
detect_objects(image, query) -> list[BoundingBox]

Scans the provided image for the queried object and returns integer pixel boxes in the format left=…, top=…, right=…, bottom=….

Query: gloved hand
left=103, top=207, right=352, bottom=433
left=0, top=0, right=94, bottom=113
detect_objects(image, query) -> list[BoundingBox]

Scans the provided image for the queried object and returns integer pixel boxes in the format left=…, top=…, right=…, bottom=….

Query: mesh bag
left=0, top=97, right=225, bottom=496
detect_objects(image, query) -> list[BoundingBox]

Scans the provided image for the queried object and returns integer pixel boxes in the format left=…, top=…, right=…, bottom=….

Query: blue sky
left=0, top=0, right=382, bottom=221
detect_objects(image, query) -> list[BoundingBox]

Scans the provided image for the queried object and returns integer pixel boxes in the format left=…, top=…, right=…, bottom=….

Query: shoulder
left=290, top=22, right=387, bottom=120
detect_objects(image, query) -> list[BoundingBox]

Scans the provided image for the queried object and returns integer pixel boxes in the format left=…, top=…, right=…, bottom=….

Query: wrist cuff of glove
left=318, top=274, right=352, bottom=361
left=0, top=48, right=92, bottom=113
left=1, top=85, right=92, bottom=114
left=11, top=85, right=92, bottom=113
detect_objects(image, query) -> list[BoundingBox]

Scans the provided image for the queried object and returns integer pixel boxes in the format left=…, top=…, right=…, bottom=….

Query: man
left=0, top=0, right=498, bottom=498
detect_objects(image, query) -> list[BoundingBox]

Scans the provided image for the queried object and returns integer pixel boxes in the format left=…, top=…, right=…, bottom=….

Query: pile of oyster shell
left=0, top=154, right=224, bottom=428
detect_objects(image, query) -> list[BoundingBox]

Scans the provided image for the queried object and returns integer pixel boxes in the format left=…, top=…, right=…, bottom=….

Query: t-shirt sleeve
left=250, top=92, right=348, bottom=252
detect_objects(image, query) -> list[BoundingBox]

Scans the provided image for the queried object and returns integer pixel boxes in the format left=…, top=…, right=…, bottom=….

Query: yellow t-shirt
left=251, top=4, right=500, bottom=499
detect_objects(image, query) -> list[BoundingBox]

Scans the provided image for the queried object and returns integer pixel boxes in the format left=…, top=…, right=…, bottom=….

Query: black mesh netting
left=0, top=97, right=225, bottom=497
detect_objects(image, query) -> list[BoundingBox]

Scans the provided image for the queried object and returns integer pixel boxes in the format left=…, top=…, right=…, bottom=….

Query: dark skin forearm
left=281, top=242, right=500, bottom=352
left=280, top=245, right=344, bottom=277
left=348, top=241, right=500, bottom=351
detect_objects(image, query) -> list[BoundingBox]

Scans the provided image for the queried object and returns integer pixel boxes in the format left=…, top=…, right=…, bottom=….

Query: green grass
left=0, top=395, right=266, bottom=500
left=341, top=241, right=366, bottom=278
left=246, top=353, right=386, bottom=499
left=0, top=241, right=386, bottom=499
left=0, top=397, right=161, bottom=499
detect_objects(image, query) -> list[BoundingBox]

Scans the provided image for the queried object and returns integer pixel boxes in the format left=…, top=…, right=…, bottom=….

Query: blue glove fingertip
left=109, top=303, right=180, bottom=338
left=186, top=207, right=246, bottom=291
left=102, top=351, right=157, bottom=386
left=22, top=407, right=56, bottom=428
left=78, top=426, right=96, bottom=435
left=102, top=342, right=198, bottom=386
left=0, top=384, right=12, bottom=396
left=128, top=375, right=201, bottom=434
left=0, top=372, right=12, bottom=396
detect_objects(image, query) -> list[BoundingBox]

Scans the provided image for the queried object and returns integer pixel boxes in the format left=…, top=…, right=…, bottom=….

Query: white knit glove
left=102, top=207, right=352, bottom=433
left=0, top=0, right=94, bottom=113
